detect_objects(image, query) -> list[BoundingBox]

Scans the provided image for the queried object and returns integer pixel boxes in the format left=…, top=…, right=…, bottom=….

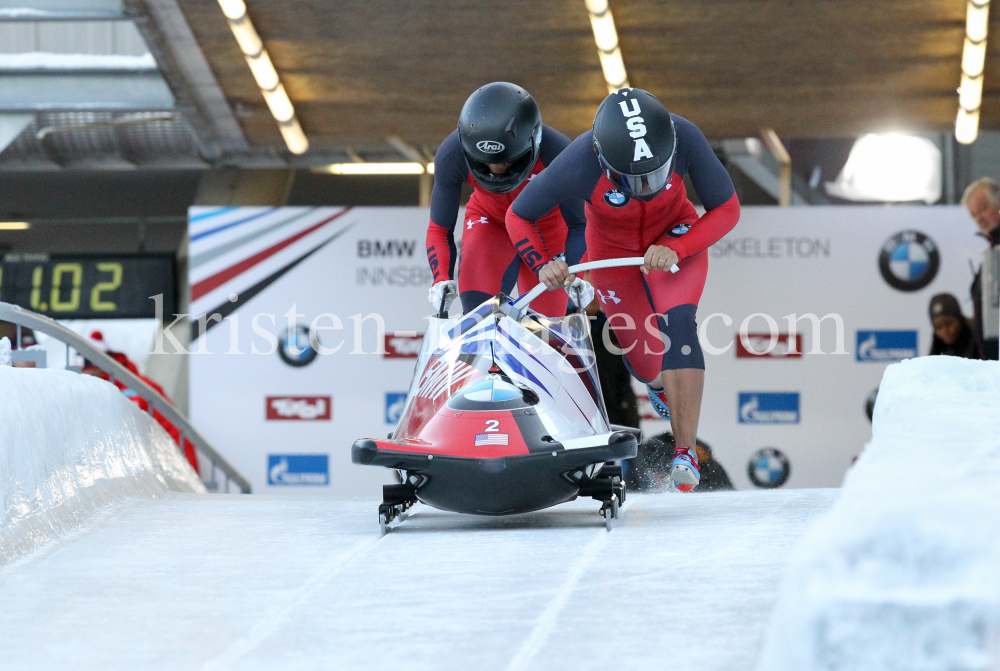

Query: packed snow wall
left=0, top=366, right=205, bottom=566
left=756, top=356, right=1000, bottom=671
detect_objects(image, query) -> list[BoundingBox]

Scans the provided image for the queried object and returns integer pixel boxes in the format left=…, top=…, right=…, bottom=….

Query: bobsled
left=351, top=258, right=665, bottom=532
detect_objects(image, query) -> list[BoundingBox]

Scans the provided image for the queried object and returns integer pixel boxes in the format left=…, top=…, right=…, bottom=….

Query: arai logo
left=603, top=189, right=630, bottom=207
left=476, top=140, right=505, bottom=154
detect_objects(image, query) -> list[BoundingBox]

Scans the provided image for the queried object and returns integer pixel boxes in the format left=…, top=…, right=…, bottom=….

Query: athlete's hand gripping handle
left=515, top=257, right=678, bottom=310
left=428, top=280, right=458, bottom=318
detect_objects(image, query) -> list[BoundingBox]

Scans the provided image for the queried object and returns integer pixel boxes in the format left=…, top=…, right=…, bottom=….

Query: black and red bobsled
left=352, top=260, right=647, bottom=532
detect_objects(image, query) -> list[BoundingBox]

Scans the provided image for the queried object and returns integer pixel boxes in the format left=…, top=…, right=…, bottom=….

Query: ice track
left=0, top=489, right=836, bottom=671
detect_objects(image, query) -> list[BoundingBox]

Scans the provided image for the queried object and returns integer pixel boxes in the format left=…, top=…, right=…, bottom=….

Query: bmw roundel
left=878, top=230, right=940, bottom=292
left=604, top=189, right=630, bottom=207
left=747, top=447, right=790, bottom=488
left=278, top=324, right=318, bottom=367
left=667, top=223, right=691, bottom=237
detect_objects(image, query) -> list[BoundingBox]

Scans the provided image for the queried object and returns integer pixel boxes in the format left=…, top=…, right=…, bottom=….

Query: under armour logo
left=597, top=290, right=621, bottom=304
left=466, top=216, right=489, bottom=230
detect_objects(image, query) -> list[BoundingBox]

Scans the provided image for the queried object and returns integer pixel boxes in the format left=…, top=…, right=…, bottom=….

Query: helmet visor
left=614, top=160, right=674, bottom=199
left=465, top=145, right=535, bottom=194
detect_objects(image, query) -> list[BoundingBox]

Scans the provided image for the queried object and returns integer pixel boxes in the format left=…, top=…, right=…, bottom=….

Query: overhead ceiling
left=168, top=0, right=997, bottom=157
left=1, top=0, right=996, bottom=167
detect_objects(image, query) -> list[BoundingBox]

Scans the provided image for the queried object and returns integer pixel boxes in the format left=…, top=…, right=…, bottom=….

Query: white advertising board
left=187, top=205, right=988, bottom=495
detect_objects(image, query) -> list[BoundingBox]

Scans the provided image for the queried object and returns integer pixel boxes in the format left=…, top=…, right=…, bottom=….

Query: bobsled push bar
left=513, top=256, right=679, bottom=310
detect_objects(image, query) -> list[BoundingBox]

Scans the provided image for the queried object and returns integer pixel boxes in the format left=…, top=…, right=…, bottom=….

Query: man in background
left=961, top=177, right=1000, bottom=360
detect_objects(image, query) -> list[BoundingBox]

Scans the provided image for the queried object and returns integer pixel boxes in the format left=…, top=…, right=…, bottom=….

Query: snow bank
left=757, top=356, right=1000, bottom=671
left=1, top=367, right=204, bottom=566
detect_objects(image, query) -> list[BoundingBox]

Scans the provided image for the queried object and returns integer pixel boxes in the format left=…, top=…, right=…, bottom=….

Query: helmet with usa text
left=592, top=88, right=676, bottom=202
left=458, top=82, right=543, bottom=194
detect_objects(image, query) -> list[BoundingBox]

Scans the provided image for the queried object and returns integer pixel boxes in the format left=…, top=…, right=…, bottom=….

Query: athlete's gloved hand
left=538, top=257, right=575, bottom=290
left=428, top=280, right=457, bottom=309
left=641, top=245, right=680, bottom=275
left=567, top=277, right=595, bottom=308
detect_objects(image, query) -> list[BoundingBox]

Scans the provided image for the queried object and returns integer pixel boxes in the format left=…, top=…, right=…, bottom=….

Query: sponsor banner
left=856, top=330, right=918, bottom=362
left=735, top=333, right=803, bottom=358
left=188, top=206, right=985, bottom=494
left=267, top=454, right=329, bottom=486
left=385, top=392, right=407, bottom=424
left=384, top=332, right=422, bottom=358
left=266, top=396, right=331, bottom=421
left=738, top=392, right=800, bottom=424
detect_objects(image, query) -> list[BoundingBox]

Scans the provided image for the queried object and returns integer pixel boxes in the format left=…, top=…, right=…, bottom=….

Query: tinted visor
left=615, top=160, right=674, bottom=199
left=466, top=147, right=535, bottom=194
left=598, top=151, right=675, bottom=200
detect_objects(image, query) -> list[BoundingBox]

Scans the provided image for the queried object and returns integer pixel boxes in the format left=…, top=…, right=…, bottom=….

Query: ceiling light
left=318, top=163, right=427, bottom=175
left=279, top=118, right=309, bottom=156
left=215, top=0, right=308, bottom=154
left=956, top=0, right=990, bottom=144
left=585, top=0, right=629, bottom=93
left=0, top=221, right=30, bottom=230
left=825, top=134, right=942, bottom=204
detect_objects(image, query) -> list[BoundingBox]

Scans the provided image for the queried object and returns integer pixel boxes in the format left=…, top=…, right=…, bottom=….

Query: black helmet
left=458, top=82, right=543, bottom=194
left=592, top=88, right=676, bottom=201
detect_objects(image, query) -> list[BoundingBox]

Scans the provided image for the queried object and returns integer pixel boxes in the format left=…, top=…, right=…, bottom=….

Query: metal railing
left=0, top=301, right=251, bottom=494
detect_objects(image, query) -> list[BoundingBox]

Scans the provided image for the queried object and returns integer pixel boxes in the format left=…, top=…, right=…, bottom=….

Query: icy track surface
left=0, top=367, right=204, bottom=566
left=757, top=357, right=1000, bottom=671
left=0, top=489, right=834, bottom=671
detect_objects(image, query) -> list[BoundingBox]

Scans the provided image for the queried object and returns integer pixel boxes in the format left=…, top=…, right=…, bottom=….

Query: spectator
left=927, top=293, right=983, bottom=359
left=81, top=330, right=200, bottom=474
left=625, top=432, right=733, bottom=492
left=961, top=177, right=1000, bottom=360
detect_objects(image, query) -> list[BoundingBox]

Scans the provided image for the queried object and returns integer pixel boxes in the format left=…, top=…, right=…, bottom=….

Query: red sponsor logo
left=266, top=396, right=332, bottom=420
left=384, top=333, right=423, bottom=358
left=735, top=333, right=803, bottom=358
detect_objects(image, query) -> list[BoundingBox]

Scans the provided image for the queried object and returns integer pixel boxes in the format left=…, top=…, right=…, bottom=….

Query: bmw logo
left=747, top=448, right=790, bottom=488
left=278, top=324, right=318, bottom=367
left=878, top=230, right=940, bottom=292
left=603, top=189, right=630, bottom=207
left=667, top=223, right=691, bottom=238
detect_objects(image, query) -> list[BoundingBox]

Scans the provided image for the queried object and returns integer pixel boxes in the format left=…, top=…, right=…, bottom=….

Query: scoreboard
left=0, top=254, right=176, bottom=319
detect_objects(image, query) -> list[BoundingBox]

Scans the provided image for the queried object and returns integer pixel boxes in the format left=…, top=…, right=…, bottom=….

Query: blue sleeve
left=428, top=130, right=468, bottom=278
left=511, top=131, right=600, bottom=223
left=537, top=125, right=589, bottom=265
left=671, top=114, right=735, bottom=210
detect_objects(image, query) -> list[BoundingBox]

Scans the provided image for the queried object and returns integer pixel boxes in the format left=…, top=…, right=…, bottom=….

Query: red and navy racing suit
left=426, top=126, right=586, bottom=316
left=506, top=115, right=740, bottom=382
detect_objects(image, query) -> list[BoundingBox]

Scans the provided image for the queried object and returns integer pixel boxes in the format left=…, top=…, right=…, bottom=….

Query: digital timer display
left=0, top=254, right=176, bottom=319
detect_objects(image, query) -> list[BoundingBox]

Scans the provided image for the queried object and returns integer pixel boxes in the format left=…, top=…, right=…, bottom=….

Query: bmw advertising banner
left=187, top=206, right=987, bottom=494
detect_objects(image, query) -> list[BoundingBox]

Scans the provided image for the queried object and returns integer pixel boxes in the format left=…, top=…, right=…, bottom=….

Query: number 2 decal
left=484, top=419, right=500, bottom=432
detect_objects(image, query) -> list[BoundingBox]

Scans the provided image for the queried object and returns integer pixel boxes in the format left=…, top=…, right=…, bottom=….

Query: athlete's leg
left=643, top=249, right=709, bottom=488
left=456, top=203, right=518, bottom=313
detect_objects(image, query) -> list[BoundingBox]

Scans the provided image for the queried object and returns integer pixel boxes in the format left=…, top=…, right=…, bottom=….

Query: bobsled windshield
left=447, top=376, right=540, bottom=411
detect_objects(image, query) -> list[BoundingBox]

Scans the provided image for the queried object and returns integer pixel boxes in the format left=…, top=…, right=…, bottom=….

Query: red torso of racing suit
left=506, top=116, right=741, bottom=381
left=425, top=126, right=586, bottom=316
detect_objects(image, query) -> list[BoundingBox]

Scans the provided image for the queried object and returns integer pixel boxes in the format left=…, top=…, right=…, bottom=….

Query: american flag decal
left=475, top=433, right=509, bottom=446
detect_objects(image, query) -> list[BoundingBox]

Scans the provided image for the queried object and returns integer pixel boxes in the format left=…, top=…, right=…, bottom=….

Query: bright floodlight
left=825, top=134, right=942, bottom=204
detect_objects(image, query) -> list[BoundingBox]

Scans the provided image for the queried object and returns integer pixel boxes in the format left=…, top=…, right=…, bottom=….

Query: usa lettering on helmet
left=633, top=138, right=653, bottom=161
left=618, top=98, right=641, bottom=117
left=626, top=117, right=646, bottom=138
